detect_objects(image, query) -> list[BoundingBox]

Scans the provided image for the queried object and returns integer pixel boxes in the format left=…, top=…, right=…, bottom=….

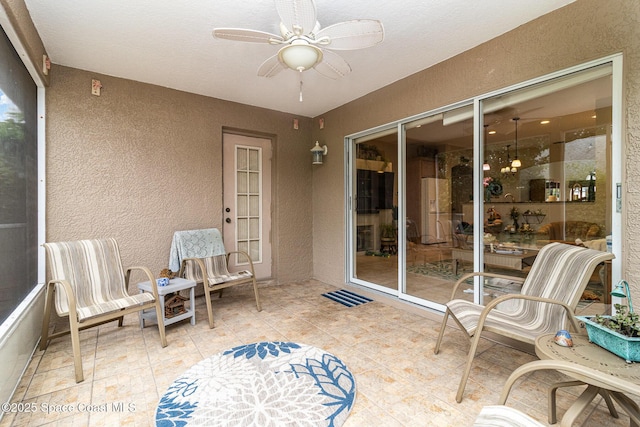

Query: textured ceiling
left=24, top=0, right=575, bottom=117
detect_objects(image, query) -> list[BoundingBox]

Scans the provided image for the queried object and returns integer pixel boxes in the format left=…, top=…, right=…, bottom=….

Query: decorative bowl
left=554, top=330, right=573, bottom=347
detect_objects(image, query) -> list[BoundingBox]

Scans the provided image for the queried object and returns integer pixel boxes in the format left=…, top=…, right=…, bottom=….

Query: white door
left=222, top=133, right=272, bottom=279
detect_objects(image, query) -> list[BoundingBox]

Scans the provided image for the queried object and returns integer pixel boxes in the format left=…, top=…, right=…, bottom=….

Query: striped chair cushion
left=44, top=239, right=154, bottom=322
left=182, top=254, right=253, bottom=287
left=474, top=406, right=544, bottom=427
left=448, top=243, right=613, bottom=339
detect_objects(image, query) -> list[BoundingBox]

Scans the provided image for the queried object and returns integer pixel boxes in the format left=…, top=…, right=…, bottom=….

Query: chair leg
left=39, top=284, right=55, bottom=351
left=548, top=380, right=584, bottom=424
left=433, top=309, right=451, bottom=355
left=560, top=385, right=600, bottom=427
left=455, top=330, right=483, bottom=403
left=153, top=300, right=167, bottom=347
left=68, top=316, right=84, bottom=383
left=252, top=278, right=262, bottom=312
left=204, top=286, right=215, bottom=328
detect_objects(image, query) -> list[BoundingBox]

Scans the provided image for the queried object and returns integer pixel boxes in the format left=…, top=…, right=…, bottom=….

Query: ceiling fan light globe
left=278, top=42, right=322, bottom=71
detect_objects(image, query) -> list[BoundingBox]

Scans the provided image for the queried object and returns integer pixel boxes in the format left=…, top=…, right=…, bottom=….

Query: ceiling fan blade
left=275, top=0, right=317, bottom=36
left=315, top=20, right=384, bottom=50
left=213, top=28, right=283, bottom=44
left=313, top=50, right=351, bottom=79
left=257, top=54, right=287, bottom=77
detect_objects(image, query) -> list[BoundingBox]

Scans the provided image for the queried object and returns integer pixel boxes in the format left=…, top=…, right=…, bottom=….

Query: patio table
left=535, top=333, right=640, bottom=426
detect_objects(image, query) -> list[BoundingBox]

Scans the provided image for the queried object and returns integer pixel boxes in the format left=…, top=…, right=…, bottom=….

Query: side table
left=138, top=277, right=197, bottom=328
left=535, top=333, right=640, bottom=425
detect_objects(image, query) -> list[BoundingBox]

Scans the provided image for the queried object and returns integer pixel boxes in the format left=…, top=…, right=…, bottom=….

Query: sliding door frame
left=345, top=53, right=623, bottom=311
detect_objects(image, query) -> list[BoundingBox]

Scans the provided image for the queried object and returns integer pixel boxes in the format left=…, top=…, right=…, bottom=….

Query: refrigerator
left=420, top=178, right=451, bottom=244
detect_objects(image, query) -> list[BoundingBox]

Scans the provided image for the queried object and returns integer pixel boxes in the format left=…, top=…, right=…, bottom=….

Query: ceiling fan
left=212, top=0, right=384, bottom=83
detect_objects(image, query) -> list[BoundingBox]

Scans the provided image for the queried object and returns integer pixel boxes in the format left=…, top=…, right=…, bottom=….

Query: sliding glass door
left=347, top=57, right=620, bottom=313
left=478, top=63, right=614, bottom=308
left=350, top=128, right=399, bottom=294
left=403, top=109, right=475, bottom=306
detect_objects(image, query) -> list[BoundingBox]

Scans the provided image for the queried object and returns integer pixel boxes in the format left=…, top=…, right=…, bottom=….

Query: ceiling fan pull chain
left=299, top=70, right=304, bottom=102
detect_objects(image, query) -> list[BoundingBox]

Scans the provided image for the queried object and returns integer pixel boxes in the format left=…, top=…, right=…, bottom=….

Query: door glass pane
left=237, top=195, right=248, bottom=216
left=249, top=149, right=259, bottom=170
left=237, top=218, right=248, bottom=239
left=250, top=240, right=260, bottom=260
left=236, top=146, right=262, bottom=264
left=249, top=171, right=259, bottom=193
left=481, top=63, right=612, bottom=312
left=249, top=195, right=260, bottom=216
left=237, top=171, right=247, bottom=193
left=250, top=218, right=259, bottom=239
left=237, top=148, right=248, bottom=170
left=353, top=129, right=398, bottom=291
left=404, top=108, right=475, bottom=304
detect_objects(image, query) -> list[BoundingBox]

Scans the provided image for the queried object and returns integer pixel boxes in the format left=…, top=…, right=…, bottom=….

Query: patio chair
left=474, top=406, right=545, bottom=427
left=169, top=228, right=261, bottom=328
left=41, top=238, right=167, bottom=382
left=434, top=242, right=614, bottom=402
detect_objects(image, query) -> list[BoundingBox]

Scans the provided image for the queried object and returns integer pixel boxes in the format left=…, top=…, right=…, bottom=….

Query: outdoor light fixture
left=611, top=280, right=633, bottom=313
left=511, top=117, right=522, bottom=168
left=311, top=141, right=328, bottom=164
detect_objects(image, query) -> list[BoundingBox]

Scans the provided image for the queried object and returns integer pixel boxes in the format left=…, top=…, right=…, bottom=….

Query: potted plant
left=380, top=223, right=396, bottom=240
left=578, top=304, right=640, bottom=362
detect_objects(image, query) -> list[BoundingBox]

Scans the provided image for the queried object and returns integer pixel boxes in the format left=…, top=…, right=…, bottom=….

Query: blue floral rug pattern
left=156, top=342, right=356, bottom=427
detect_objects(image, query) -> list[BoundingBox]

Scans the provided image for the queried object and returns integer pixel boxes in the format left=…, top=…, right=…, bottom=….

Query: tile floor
left=1, top=280, right=632, bottom=426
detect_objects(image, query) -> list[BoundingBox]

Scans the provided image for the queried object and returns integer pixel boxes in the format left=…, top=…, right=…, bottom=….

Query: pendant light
left=483, top=125, right=491, bottom=171
left=511, top=117, right=522, bottom=168
left=501, top=145, right=516, bottom=176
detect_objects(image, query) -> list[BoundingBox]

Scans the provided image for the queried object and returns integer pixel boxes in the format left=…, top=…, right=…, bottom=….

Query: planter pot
left=577, top=315, right=640, bottom=363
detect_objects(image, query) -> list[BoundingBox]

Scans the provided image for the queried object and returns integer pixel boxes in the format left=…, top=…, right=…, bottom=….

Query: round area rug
left=155, top=341, right=356, bottom=427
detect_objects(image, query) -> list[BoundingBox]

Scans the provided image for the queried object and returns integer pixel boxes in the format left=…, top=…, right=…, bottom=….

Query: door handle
left=225, top=218, right=231, bottom=223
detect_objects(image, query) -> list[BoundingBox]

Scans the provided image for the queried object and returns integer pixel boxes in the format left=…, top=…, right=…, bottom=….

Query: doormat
left=322, top=289, right=373, bottom=307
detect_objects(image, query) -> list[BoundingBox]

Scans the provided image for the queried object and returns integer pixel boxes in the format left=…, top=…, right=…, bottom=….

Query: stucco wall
left=311, top=0, right=640, bottom=294
left=46, top=66, right=314, bottom=287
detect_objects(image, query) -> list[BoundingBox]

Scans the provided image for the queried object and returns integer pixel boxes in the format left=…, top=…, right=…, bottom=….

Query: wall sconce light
left=311, top=141, right=328, bottom=165
left=611, top=280, right=633, bottom=313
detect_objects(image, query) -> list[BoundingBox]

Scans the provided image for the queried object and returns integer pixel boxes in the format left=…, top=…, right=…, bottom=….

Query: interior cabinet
left=529, top=179, right=561, bottom=202
left=356, top=169, right=394, bottom=213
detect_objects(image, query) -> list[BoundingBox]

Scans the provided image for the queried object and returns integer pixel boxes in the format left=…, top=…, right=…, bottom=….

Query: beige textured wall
left=311, top=0, right=640, bottom=292
left=46, top=66, right=314, bottom=287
